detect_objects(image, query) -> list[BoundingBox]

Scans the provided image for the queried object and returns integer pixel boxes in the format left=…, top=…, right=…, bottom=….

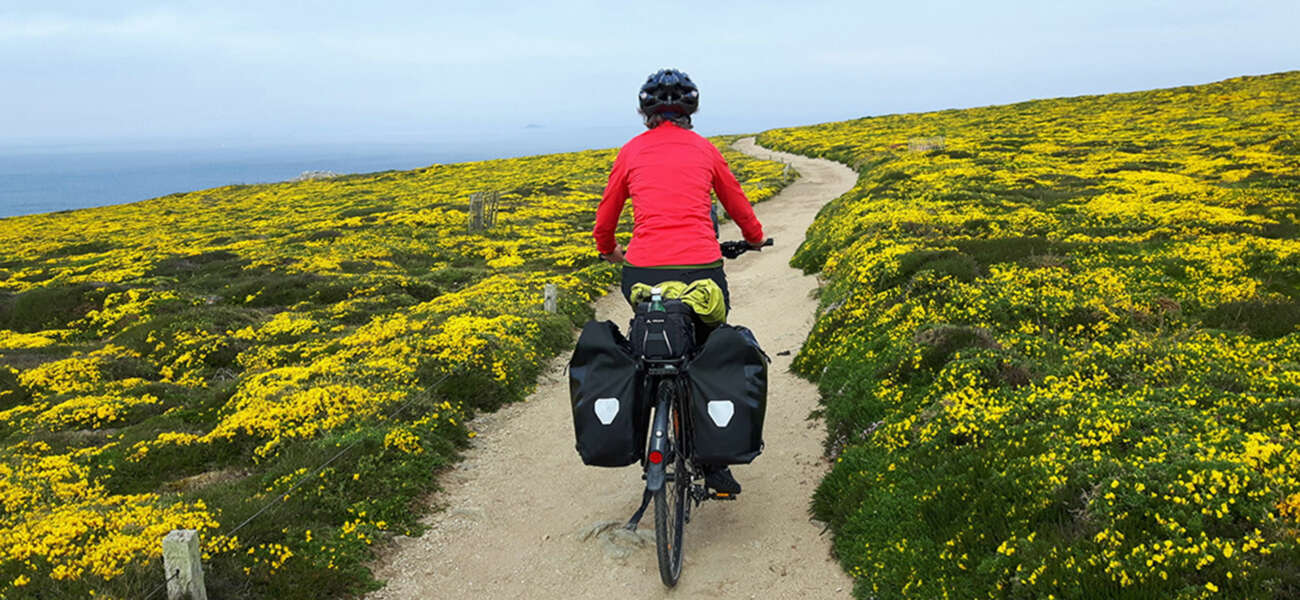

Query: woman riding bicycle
left=593, top=68, right=766, bottom=494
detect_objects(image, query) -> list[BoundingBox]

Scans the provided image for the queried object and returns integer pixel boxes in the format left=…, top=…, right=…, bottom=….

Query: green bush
left=1203, top=298, right=1300, bottom=339
left=0, top=283, right=116, bottom=332
left=763, top=72, right=1300, bottom=599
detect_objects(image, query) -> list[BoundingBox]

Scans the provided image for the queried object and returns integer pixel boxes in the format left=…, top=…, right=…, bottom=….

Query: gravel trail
left=366, top=138, right=859, bottom=600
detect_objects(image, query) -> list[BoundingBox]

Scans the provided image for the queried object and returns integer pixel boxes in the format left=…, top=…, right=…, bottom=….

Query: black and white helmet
left=638, top=68, right=699, bottom=116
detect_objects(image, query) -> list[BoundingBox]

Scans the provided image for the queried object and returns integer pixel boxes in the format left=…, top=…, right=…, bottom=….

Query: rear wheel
left=654, top=384, right=687, bottom=586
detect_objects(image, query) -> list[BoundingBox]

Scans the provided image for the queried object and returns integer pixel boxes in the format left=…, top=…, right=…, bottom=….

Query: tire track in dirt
left=366, top=137, right=858, bottom=599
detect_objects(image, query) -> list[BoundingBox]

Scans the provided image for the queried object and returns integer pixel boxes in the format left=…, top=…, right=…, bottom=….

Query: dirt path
left=366, top=138, right=859, bottom=599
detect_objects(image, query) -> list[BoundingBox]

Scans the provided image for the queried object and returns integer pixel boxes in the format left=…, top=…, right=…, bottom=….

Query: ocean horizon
left=0, top=129, right=631, bottom=219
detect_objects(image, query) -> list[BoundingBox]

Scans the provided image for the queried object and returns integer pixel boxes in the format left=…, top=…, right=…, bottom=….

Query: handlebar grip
left=719, top=238, right=774, bottom=259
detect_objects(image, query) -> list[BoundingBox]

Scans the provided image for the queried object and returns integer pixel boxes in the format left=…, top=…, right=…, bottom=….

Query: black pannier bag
left=628, top=299, right=696, bottom=359
left=685, top=325, right=769, bottom=464
left=568, top=320, right=646, bottom=467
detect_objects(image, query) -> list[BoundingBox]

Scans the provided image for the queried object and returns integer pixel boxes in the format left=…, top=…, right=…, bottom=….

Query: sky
left=2, top=0, right=1299, bottom=153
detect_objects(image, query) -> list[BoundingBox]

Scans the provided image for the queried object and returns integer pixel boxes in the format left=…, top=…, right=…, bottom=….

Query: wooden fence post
left=468, top=191, right=501, bottom=232
left=543, top=284, right=558, bottom=313
left=162, top=529, right=207, bottom=600
left=907, top=136, right=946, bottom=152
left=469, top=193, right=484, bottom=231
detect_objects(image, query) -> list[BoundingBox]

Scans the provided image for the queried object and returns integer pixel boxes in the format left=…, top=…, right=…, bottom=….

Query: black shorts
left=620, top=263, right=730, bottom=314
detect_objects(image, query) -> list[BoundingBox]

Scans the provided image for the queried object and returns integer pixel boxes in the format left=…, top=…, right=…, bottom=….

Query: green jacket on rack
left=628, top=278, right=726, bottom=326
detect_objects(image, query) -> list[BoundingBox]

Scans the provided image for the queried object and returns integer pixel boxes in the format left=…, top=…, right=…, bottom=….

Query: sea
left=0, top=129, right=630, bottom=219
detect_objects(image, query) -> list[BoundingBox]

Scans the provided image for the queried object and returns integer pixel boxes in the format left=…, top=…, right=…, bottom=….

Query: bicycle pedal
left=710, top=492, right=738, bottom=501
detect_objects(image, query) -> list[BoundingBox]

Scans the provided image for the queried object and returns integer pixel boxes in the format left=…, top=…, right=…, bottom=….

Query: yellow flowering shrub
left=0, top=447, right=218, bottom=589
left=758, top=71, right=1300, bottom=599
left=34, top=393, right=160, bottom=431
left=0, top=135, right=789, bottom=597
left=0, top=331, right=58, bottom=350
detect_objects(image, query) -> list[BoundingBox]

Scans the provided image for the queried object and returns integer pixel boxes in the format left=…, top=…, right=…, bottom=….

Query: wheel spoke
left=654, top=382, right=687, bottom=587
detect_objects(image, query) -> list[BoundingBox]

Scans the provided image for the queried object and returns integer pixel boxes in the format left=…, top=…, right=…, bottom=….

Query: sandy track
left=366, top=138, right=858, bottom=600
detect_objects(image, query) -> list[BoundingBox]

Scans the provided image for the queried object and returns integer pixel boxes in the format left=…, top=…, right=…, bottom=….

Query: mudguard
left=644, top=394, right=671, bottom=492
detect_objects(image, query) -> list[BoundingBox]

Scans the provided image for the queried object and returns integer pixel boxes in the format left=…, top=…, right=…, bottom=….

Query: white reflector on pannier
left=594, top=398, right=621, bottom=425
left=707, top=400, right=735, bottom=428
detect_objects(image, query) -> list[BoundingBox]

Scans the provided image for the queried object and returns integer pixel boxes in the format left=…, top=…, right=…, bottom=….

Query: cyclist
left=593, top=68, right=766, bottom=494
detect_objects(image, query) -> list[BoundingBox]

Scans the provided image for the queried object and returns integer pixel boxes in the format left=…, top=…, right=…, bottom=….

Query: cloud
left=0, top=7, right=594, bottom=70
left=0, top=11, right=187, bottom=40
left=2, top=1, right=1298, bottom=144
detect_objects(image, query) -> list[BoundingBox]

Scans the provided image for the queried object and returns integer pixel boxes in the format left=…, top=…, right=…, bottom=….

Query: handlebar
left=720, top=238, right=774, bottom=259
left=598, top=238, right=773, bottom=263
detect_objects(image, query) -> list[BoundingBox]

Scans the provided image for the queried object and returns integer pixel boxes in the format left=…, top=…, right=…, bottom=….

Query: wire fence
left=144, top=370, right=458, bottom=598
left=222, top=371, right=455, bottom=541
left=141, top=567, right=180, bottom=600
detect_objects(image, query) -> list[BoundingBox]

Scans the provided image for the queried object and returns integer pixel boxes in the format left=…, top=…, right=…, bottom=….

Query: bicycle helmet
left=639, top=68, right=699, bottom=117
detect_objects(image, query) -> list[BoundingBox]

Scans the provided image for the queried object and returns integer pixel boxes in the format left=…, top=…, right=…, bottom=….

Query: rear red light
left=648, top=450, right=664, bottom=464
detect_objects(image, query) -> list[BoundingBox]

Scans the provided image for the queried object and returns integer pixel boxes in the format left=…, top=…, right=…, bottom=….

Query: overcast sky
left=2, top=1, right=1298, bottom=152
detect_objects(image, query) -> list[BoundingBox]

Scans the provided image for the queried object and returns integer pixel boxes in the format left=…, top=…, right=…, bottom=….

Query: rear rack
left=640, top=356, right=687, bottom=376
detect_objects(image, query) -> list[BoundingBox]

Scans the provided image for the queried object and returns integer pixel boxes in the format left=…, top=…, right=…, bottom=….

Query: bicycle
left=619, top=237, right=773, bottom=587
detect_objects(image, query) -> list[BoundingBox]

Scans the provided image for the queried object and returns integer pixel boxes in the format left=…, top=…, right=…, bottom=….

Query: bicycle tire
left=654, top=382, right=687, bottom=586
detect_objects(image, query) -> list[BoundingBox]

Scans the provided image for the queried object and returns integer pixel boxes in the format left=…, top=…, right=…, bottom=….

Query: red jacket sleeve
left=711, top=147, right=765, bottom=245
left=593, top=149, right=630, bottom=255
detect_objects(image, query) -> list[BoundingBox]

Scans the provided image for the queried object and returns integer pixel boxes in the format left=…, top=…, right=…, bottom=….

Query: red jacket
left=594, top=123, right=765, bottom=266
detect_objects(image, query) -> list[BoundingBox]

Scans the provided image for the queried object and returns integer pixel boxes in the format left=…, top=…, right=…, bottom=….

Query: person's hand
left=601, top=245, right=625, bottom=264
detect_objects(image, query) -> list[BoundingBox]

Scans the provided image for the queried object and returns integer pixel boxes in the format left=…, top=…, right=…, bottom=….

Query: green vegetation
left=759, top=72, right=1300, bottom=599
left=0, top=138, right=791, bottom=598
